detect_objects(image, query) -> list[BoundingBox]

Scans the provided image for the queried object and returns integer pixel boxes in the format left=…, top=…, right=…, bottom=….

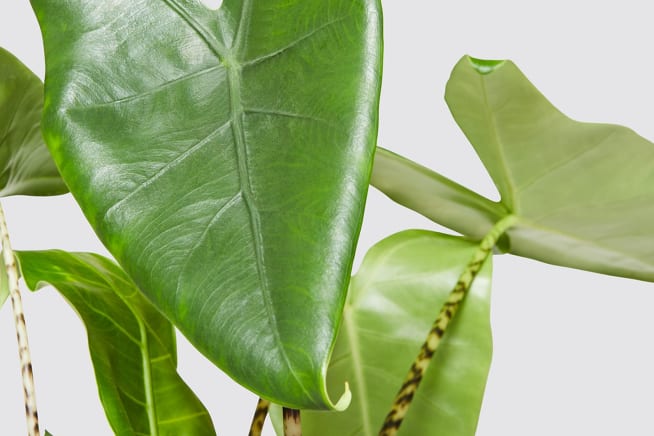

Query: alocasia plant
left=2, top=1, right=654, bottom=435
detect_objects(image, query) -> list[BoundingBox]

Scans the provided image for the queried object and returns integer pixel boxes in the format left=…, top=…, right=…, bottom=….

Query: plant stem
left=283, top=407, right=301, bottom=436
left=379, top=215, right=517, bottom=436
left=248, top=397, right=270, bottom=436
left=0, top=203, right=40, bottom=436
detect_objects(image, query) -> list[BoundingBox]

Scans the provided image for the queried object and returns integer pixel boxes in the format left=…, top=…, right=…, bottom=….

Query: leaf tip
left=332, top=382, right=352, bottom=412
left=467, top=56, right=506, bottom=75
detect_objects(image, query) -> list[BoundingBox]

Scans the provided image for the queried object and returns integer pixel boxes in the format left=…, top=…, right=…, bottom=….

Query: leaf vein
left=242, top=16, right=349, bottom=68
left=479, top=75, right=518, bottom=211
left=65, top=65, right=224, bottom=111
left=103, top=120, right=231, bottom=222
left=243, top=107, right=332, bottom=125
left=160, top=0, right=227, bottom=58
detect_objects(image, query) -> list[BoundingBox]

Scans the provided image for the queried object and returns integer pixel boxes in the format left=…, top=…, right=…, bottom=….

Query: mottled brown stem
left=379, top=215, right=517, bottom=436
left=283, top=407, right=301, bottom=436
left=0, top=203, right=40, bottom=436
left=248, top=397, right=270, bottom=436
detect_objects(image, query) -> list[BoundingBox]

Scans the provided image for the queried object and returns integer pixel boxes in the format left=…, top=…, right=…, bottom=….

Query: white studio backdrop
left=2, top=1, right=654, bottom=435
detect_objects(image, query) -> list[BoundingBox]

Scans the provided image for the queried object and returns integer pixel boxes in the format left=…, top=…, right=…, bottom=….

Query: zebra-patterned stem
left=0, top=203, right=40, bottom=436
left=283, top=408, right=302, bottom=436
left=379, top=215, right=517, bottom=436
left=248, top=398, right=270, bottom=436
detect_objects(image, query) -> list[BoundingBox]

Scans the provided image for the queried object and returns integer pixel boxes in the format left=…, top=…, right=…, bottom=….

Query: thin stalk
left=248, top=398, right=270, bottom=436
left=283, top=408, right=301, bottom=436
left=379, top=215, right=517, bottom=436
left=0, top=203, right=40, bottom=436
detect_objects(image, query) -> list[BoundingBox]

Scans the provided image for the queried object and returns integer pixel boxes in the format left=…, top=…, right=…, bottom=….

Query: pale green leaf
left=17, top=250, right=215, bottom=435
left=373, top=56, right=654, bottom=281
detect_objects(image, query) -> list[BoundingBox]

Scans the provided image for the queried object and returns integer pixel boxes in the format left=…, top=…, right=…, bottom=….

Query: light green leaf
left=0, top=48, right=67, bottom=197
left=32, top=0, right=382, bottom=409
left=372, top=147, right=508, bottom=241
left=17, top=250, right=216, bottom=435
left=272, top=230, right=493, bottom=435
left=373, top=56, right=654, bottom=281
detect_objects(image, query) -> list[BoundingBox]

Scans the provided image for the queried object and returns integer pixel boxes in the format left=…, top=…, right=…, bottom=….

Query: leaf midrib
left=478, top=74, right=518, bottom=212
left=219, top=0, right=314, bottom=398
left=515, top=217, right=654, bottom=274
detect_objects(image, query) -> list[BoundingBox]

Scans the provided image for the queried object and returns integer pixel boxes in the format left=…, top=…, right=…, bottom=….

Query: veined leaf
left=373, top=56, right=654, bottom=281
left=272, top=230, right=493, bottom=435
left=32, top=0, right=382, bottom=408
left=0, top=48, right=67, bottom=196
left=17, top=250, right=216, bottom=435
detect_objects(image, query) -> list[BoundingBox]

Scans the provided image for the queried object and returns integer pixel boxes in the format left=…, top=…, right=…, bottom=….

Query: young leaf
left=272, top=230, right=493, bottom=435
left=0, top=48, right=67, bottom=197
left=374, top=56, right=654, bottom=282
left=16, top=250, right=216, bottom=435
left=32, top=0, right=382, bottom=409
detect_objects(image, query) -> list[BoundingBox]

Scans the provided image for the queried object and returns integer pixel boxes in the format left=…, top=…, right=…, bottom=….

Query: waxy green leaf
left=32, top=0, right=382, bottom=408
left=0, top=48, right=66, bottom=197
left=17, top=250, right=215, bottom=435
left=272, top=230, right=493, bottom=435
left=374, top=56, right=654, bottom=281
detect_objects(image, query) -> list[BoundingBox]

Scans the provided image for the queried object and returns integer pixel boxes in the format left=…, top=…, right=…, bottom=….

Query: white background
left=2, top=0, right=654, bottom=434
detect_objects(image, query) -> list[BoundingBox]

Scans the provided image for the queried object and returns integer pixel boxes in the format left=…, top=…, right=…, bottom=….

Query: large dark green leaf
left=0, top=48, right=66, bottom=196
left=32, top=0, right=382, bottom=408
left=17, top=250, right=215, bottom=435
left=272, top=230, right=493, bottom=435
left=373, top=56, right=654, bottom=281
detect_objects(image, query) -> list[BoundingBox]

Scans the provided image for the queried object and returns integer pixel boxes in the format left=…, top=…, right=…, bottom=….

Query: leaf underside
left=374, top=56, right=654, bottom=282
left=0, top=47, right=67, bottom=197
left=272, top=230, right=493, bottom=436
left=33, top=0, right=382, bottom=408
left=17, top=250, right=216, bottom=436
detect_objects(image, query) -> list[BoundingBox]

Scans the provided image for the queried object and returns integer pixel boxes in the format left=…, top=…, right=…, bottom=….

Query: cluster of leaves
left=1, top=0, right=653, bottom=435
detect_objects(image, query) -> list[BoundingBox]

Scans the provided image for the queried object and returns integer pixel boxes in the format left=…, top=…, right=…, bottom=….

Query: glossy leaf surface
left=17, top=250, right=215, bottom=435
left=374, top=57, right=654, bottom=281
left=0, top=48, right=66, bottom=196
left=32, top=0, right=382, bottom=408
left=273, top=230, right=493, bottom=435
